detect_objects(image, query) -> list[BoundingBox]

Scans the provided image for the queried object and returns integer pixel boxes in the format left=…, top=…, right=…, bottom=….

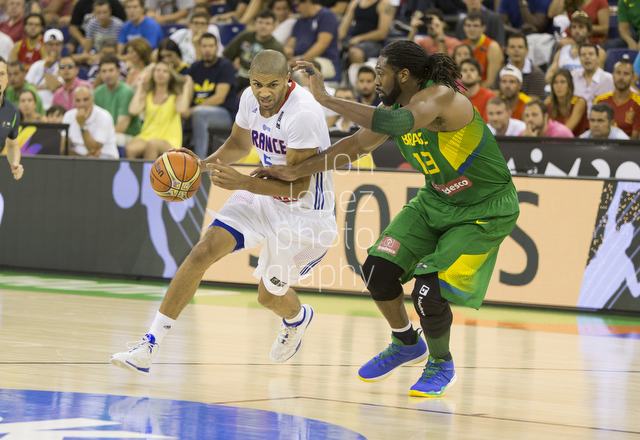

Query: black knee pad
left=411, top=273, right=452, bottom=338
left=361, top=256, right=405, bottom=301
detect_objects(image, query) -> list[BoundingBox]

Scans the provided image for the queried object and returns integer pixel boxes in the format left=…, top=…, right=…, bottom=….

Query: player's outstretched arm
left=171, top=123, right=254, bottom=170
left=293, top=60, right=452, bottom=137
left=252, top=127, right=388, bottom=181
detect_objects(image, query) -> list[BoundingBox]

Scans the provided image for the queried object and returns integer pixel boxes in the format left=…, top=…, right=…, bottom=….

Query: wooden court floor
left=0, top=278, right=639, bottom=439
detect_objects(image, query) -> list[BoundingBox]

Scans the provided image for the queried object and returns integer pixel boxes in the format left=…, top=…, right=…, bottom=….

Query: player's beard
left=379, top=77, right=402, bottom=106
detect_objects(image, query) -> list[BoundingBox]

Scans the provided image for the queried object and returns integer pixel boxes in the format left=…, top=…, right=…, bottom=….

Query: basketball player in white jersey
left=111, top=50, right=337, bottom=374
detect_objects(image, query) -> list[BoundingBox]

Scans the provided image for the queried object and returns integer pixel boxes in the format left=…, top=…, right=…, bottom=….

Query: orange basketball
left=150, top=151, right=202, bottom=202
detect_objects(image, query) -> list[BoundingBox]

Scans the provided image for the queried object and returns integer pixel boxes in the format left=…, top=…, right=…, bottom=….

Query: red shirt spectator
left=0, top=0, right=25, bottom=42
left=594, top=92, right=640, bottom=138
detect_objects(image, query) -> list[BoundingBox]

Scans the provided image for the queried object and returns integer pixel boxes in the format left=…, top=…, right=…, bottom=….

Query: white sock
left=148, top=311, right=175, bottom=345
left=284, top=307, right=305, bottom=325
left=391, top=322, right=413, bottom=333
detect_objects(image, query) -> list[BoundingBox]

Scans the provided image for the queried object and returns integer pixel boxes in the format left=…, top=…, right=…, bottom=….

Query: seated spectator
left=545, top=69, right=589, bottom=137
left=486, top=96, right=526, bottom=136
left=0, top=30, right=12, bottom=61
left=409, top=8, right=460, bottom=56
left=9, top=13, right=43, bottom=70
left=520, top=99, right=574, bottom=137
left=40, top=0, right=74, bottom=26
left=126, top=61, right=192, bottom=159
left=228, top=0, right=272, bottom=24
left=25, top=28, right=64, bottom=109
left=223, top=9, right=283, bottom=92
left=454, top=0, right=505, bottom=46
left=499, top=0, right=555, bottom=67
left=498, top=66, right=531, bottom=120
left=634, top=52, right=640, bottom=92
left=86, top=38, right=128, bottom=86
left=45, top=103, right=65, bottom=122
left=211, top=0, right=250, bottom=24
left=0, top=0, right=25, bottom=43
left=329, top=85, right=358, bottom=132
left=545, top=12, right=606, bottom=84
left=170, top=11, right=223, bottom=64
left=491, top=33, right=545, bottom=100
left=68, top=0, right=126, bottom=55
left=338, top=0, right=395, bottom=65
left=145, top=0, right=194, bottom=24
left=604, top=0, right=640, bottom=50
left=117, top=0, right=163, bottom=55
left=593, top=59, right=640, bottom=139
left=549, top=0, right=608, bottom=47
left=18, top=88, right=43, bottom=121
left=94, top=54, right=141, bottom=148
left=323, top=0, right=349, bottom=16
left=270, top=0, right=295, bottom=46
left=460, top=57, right=494, bottom=122
left=183, top=33, right=237, bottom=158
left=287, top=0, right=341, bottom=81
left=158, top=38, right=190, bottom=74
left=124, top=38, right=153, bottom=89
left=61, top=85, right=119, bottom=158
left=579, top=102, right=630, bottom=139
left=82, top=0, right=123, bottom=56
left=51, top=56, right=93, bottom=111
left=355, top=65, right=380, bottom=106
left=571, top=42, right=613, bottom=114
left=6, top=60, right=43, bottom=113
left=452, top=42, right=473, bottom=68
left=461, top=11, right=502, bottom=88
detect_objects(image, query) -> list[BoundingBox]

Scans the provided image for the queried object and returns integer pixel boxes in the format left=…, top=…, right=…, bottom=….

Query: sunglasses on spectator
left=59, top=64, right=76, bottom=69
left=572, top=10, right=589, bottom=18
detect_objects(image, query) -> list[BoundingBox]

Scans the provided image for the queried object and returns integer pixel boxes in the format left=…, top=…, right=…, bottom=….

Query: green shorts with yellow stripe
left=367, top=182, right=519, bottom=309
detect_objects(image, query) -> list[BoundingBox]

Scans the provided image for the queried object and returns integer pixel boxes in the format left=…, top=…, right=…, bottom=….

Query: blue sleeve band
left=371, top=107, right=415, bottom=137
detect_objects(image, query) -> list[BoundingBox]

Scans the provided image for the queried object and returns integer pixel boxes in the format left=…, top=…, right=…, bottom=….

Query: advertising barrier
left=0, top=156, right=639, bottom=314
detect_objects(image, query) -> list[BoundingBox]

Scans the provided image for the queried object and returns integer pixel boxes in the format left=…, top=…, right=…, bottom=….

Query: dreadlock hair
left=379, top=40, right=462, bottom=92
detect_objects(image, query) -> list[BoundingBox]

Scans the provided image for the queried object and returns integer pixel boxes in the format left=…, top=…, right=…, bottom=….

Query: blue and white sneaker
left=270, top=304, right=314, bottom=363
left=110, top=334, right=159, bottom=375
left=358, top=330, right=428, bottom=382
left=409, top=355, right=457, bottom=397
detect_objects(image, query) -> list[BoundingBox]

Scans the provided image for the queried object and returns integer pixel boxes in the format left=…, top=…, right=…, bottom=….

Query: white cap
left=44, top=29, right=64, bottom=43
left=499, top=65, right=523, bottom=83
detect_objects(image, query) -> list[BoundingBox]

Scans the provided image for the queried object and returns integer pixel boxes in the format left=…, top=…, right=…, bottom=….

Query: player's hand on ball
left=209, top=159, right=249, bottom=190
left=11, top=162, right=23, bottom=180
left=251, top=165, right=297, bottom=182
left=168, top=148, right=204, bottom=171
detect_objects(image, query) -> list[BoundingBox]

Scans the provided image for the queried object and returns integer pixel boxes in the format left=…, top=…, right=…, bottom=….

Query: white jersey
left=557, top=45, right=582, bottom=71
left=236, top=82, right=335, bottom=216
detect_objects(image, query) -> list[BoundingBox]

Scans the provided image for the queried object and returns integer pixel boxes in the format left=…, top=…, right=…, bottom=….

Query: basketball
left=150, top=151, right=201, bottom=202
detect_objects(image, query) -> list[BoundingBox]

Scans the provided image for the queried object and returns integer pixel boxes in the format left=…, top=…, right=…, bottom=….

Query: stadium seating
left=210, top=4, right=228, bottom=15
left=161, top=23, right=187, bottom=39
left=604, top=48, right=639, bottom=72
left=218, top=22, right=246, bottom=46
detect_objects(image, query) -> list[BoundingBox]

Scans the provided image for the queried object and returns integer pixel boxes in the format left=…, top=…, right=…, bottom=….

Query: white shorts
left=211, top=190, right=338, bottom=295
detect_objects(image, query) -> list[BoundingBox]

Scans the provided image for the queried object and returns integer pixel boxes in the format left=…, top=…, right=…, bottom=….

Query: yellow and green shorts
left=368, top=183, right=519, bottom=309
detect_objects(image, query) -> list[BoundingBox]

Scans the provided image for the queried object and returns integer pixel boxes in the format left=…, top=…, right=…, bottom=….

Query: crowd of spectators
left=0, top=0, right=637, bottom=163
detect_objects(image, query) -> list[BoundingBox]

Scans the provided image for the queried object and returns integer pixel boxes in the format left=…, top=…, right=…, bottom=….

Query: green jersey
left=394, top=104, right=512, bottom=206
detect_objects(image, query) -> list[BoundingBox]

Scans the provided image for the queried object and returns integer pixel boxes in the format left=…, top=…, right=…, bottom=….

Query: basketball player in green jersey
left=253, top=40, right=519, bottom=397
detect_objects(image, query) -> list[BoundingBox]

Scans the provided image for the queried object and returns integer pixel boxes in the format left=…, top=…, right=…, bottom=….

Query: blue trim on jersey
left=457, top=127, right=488, bottom=175
left=211, top=219, right=245, bottom=251
left=313, top=172, right=325, bottom=210
left=300, top=251, right=328, bottom=276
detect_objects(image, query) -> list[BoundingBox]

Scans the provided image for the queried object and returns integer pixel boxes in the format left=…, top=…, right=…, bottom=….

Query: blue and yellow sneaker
left=409, top=355, right=457, bottom=397
left=358, top=331, right=428, bottom=382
